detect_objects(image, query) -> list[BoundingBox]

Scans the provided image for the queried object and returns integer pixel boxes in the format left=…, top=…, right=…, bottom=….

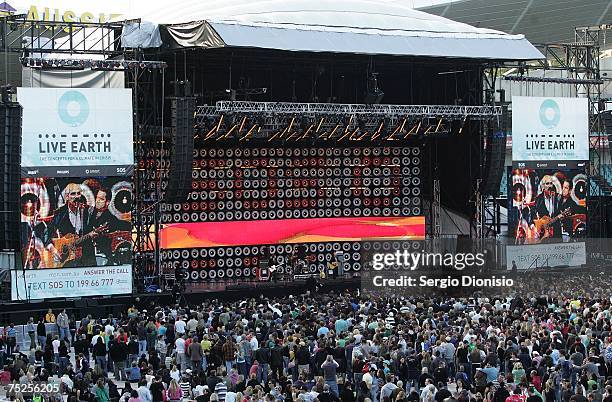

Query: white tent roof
left=122, top=0, right=543, bottom=60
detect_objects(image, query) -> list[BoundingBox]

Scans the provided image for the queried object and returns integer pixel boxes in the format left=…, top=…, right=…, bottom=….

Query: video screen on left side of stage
left=20, top=177, right=133, bottom=269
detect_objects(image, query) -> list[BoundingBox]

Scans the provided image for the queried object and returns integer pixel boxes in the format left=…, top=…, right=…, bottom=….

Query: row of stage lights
left=161, top=241, right=422, bottom=281
left=140, top=166, right=418, bottom=181
left=20, top=57, right=167, bottom=71
left=194, top=114, right=462, bottom=143
left=151, top=146, right=421, bottom=220
left=138, top=146, right=418, bottom=159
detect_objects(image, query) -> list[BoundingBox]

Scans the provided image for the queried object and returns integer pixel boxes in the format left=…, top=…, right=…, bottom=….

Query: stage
left=0, top=276, right=360, bottom=323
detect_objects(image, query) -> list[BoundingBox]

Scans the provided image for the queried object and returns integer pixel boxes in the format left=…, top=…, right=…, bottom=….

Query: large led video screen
left=18, top=88, right=134, bottom=177
left=508, top=168, right=587, bottom=243
left=160, top=216, right=425, bottom=249
left=19, top=177, right=132, bottom=269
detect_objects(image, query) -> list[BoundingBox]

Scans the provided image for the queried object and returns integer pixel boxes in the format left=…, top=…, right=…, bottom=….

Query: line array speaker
left=0, top=102, right=21, bottom=251
left=481, top=130, right=507, bottom=196
left=166, top=97, right=195, bottom=203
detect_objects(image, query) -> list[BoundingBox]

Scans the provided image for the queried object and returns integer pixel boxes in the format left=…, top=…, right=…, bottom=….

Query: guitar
left=319, top=267, right=326, bottom=279
left=50, top=224, right=109, bottom=267
left=533, top=208, right=571, bottom=241
left=110, top=231, right=132, bottom=252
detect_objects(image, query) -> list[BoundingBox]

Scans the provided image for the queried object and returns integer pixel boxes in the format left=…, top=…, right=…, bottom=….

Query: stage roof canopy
left=122, top=0, right=544, bottom=61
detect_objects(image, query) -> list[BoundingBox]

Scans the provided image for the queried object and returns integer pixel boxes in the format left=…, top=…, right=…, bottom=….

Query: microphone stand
left=21, top=212, right=43, bottom=302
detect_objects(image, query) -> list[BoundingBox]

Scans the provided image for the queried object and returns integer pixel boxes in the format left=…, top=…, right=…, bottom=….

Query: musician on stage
left=531, top=175, right=562, bottom=239
left=43, top=183, right=97, bottom=267
left=290, top=246, right=300, bottom=274
left=558, top=179, right=579, bottom=239
left=89, top=187, right=126, bottom=265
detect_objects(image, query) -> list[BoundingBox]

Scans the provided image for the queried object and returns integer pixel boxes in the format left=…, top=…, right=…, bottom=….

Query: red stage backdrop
left=160, top=216, right=425, bottom=249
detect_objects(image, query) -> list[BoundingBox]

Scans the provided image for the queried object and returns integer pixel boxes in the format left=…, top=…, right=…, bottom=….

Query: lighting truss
left=504, top=75, right=604, bottom=85
left=210, top=101, right=501, bottom=119
left=193, top=112, right=463, bottom=144
left=20, top=57, right=167, bottom=70
left=0, top=16, right=125, bottom=57
left=190, top=101, right=492, bottom=143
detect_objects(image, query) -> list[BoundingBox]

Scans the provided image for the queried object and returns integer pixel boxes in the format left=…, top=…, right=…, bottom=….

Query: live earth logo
left=539, top=99, right=561, bottom=129
left=58, top=91, right=89, bottom=127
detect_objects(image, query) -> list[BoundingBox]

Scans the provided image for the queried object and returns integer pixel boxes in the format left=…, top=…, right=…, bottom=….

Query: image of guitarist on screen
left=89, top=186, right=127, bottom=265
left=43, top=183, right=99, bottom=268
left=559, top=179, right=578, bottom=238
left=531, top=175, right=562, bottom=241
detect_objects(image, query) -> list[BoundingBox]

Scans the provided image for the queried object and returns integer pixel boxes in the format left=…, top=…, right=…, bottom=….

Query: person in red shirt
left=0, top=366, right=10, bottom=385
left=530, top=370, right=542, bottom=392
left=507, top=387, right=527, bottom=402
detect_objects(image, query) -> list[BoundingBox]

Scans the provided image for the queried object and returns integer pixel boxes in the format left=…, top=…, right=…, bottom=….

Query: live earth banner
left=18, top=88, right=134, bottom=177
left=11, top=266, right=132, bottom=300
left=512, top=96, right=588, bottom=168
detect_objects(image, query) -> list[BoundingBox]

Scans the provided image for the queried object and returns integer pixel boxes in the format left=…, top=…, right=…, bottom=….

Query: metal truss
left=474, top=178, right=484, bottom=240
left=189, top=101, right=497, bottom=144
left=0, top=16, right=126, bottom=57
left=128, top=68, right=166, bottom=290
left=432, top=179, right=441, bottom=239
left=194, top=112, right=458, bottom=144
left=503, top=76, right=604, bottom=85
left=20, top=57, right=166, bottom=70
left=209, top=101, right=501, bottom=119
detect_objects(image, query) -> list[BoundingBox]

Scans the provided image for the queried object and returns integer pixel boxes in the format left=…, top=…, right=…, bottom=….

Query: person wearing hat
left=441, top=336, right=456, bottom=379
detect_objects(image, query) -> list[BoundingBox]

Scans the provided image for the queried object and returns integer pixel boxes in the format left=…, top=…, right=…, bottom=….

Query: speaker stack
left=480, top=130, right=507, bottom=196
left=166, top=97, right=195, bottom=203
left=0, top=102, right=21, bottom=251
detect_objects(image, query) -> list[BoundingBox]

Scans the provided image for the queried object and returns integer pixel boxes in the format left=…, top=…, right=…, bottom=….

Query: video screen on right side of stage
left=508, top=168, right=587, bottom=244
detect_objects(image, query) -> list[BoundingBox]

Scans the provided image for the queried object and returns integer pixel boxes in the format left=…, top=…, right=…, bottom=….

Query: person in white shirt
left=175, top=335, right=187, bottom=372
left=225, top=391, right=237, bottom=402
left=105, top=323, right=115, bottom=339
left=170, top=365, right=181, bottom=382
left=137, top=381, right=153, bottom=402
left=249, top=333, right=258, bottom=351
left=186, top=316, right=199, bottom=334
left=175, top=317, right=187, bottom=336
left=194, top=384, right=209, bottom=398
left=52, top=336, right=60, bottom=360
left=91, top=333, right=102, bottom=347
left=61, top=373, right=74, bottom=391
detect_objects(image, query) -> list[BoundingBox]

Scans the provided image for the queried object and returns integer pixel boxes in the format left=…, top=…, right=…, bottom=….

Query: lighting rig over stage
left=19, top=57, right=167, bottom=71
left=194, top=101, right=502, bottom=144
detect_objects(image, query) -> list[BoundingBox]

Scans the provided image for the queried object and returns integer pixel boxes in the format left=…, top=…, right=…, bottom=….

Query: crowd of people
left=0, top=272, right=610, bottom=402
